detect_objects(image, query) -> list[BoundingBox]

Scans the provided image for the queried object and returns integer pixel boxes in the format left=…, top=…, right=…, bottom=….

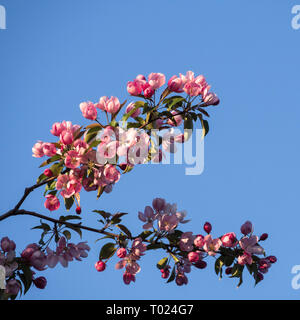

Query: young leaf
left=99, top=243, right=116, bottom=260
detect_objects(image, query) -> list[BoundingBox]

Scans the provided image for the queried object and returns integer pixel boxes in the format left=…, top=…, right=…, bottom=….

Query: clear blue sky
left=0, top=0, right=300, bottom=300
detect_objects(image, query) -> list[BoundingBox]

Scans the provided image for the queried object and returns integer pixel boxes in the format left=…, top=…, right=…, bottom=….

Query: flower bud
left=259, top=233, right=268, bottom=241
left=44, top=169, right=53, bottom=178
left=203, top=222, right=212, bottom=234
left=241, top=221, right=252, bottom=235
left=257, top=272, right=264, bottom=281
left=117, top=248, right=127, bottom=259
left=221, top=232, right=237, bottom=248
left=76, top=207, right=82, bottom=215
left=33, top=276, right=47, bottom=289
left=95, top=260, right=106, bottom=272
left=194, top=235, right=205, bottom=248
left=188, top=251, right=200, bottom=263
left=267, top=256, right=277, bottom=264
left=225, top=267, right=233, bottom=275
left=194, top=260, right=207, bottom=269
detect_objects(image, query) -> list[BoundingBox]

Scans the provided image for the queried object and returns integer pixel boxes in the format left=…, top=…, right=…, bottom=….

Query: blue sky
left=0, top=0, right=300, bottom=300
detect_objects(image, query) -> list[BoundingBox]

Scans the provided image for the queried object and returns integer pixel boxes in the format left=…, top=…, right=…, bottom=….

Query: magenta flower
left=44, top=194, right=60, bottom=211
left=158, top=214, right=178, bottom=232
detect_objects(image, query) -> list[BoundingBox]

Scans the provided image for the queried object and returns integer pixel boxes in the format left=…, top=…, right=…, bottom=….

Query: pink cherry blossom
left=127, top=80, right=143, bottom=96
left=143, top=83, right=155, bottom=98
left=221, top=232, right=238, bottom=248
left=50, top=122, right=65, bottom=137
left=60, top=129, right=74, bottom=145
left=239, top=236, right=264, bottom=255
left=106, top=96, right=120, bottom=114
left=168, top=75, right=184, bottom=93
left=152, top=198, right=166, bottom=212
left=138, top=206, right=155, bottom=230
left=203, top=234, right=222, bottom=256
left=65, top=150, right=81, bottom=169
left=148, top=73, right=166, bottom=90
left=179, top=232, right=195, bottom=252
left=125, top=102, right=141, bottom=118
left=79, top=101, right=98, bottom=120
left=103, top=164, right=120, bottom=183
left=158, top=214, right=178, bottom=232
left=238, top=252, right=253, bottom=266
left=32, top=141, right=45, bottom=158
left=44, top=194, right=60, bottom=211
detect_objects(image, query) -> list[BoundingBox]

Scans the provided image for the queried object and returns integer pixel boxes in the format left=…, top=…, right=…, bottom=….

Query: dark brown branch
left=0, top=209, right=119, bottom=238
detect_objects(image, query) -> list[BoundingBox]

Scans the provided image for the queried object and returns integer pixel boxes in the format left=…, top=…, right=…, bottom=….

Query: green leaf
left=36, top=173, right=48, bottom=184
left=19, top=264, right=33, bottom=294
left=156, top=257, right=168, bottom=270
left=200, top=117, right=209, bottom=137
left=215, top=256, right=224, bottom=276
left=63, top=230, right=71, bottom=240
left=31, top=222, right=51, bottom=232
left=99, top=243, right=116, bottom=260
left=116, top=224, right=132, bottom=238
left=64, top=196, right=75, bottom=211
left=166, top=265, right=176, bottom=283
left=39, top=155, right=61, bottom=168
left=93, top=210, right=112, bottom=220
left=147, top=243, right=163, bottom=250
left=111, top=212, right=128, bottom=224
left=138, top=230, right=153, bottom=240
left=66, top=225, right=82, bottom=239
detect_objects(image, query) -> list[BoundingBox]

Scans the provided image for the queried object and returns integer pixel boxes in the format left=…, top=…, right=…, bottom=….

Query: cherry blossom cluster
left=0, top=236, right=90, bottom=299
left=31, top=71, right=219, bottom=214
left=93, top=198, right=276, bottom=287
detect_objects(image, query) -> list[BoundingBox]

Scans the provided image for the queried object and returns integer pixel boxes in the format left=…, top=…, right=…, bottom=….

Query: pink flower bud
left=168, top=75, right=184, bottom=93
left=125, top=102, right=141, bottom=118
left=241, top=221, right=252, bottom=235
left=175, top=273, right=188, bottom=286
left=32, top=141, right=45, bottom=158
left=203, top=222, right=212, bottom=234
left=194, top=235, right=205, bottom=248
left=267, top=256, right=277, bottom=264
left=188, top=251, right=200, bottom=263
left=123, top=272, right=135, bottom=285
left=117, top=248, right=127, bottom=259
left=221, top=232, right=237, bottom=248
left=143, top=83, right=155, bottom=98
left=1, top=237, right=11, bottom=252
left=33, top=276, right=47, bottom=289
left=160, top=268, right=170, bottom=279
left=148, top=73, right=166, bottom=90
left=51, top=122, right=65, bottom=137
left=44, top=169, right=53, bottom=178
left=95, top=260, right=106, bottom=272
left=127, top=80, right=143, bottom=96
left=43, top=143, right=57, bottom=157
left=44, top=195, right=60, bottom=211
left=194, top=260, right=207, bottom=269
left=60, top=130, right=74, bottom=145
left=5, top=279, right=21, bottom=296
left=259, top=233, right=268, bottom=241
left=225, top=267, right=233, bottom=275
left=79, top=101, right=98, bottom=121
